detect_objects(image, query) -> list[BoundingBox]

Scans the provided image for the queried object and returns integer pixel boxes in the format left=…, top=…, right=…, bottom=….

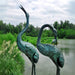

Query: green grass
left=0, top=33, right=24, bottom=75
left=0, top=33, right=15, bottom=49
left=22, top=34, right=54, bottom=46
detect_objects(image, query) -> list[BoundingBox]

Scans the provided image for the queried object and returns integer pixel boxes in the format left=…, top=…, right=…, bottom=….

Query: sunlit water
left=22, top=39, right=75, bottom=75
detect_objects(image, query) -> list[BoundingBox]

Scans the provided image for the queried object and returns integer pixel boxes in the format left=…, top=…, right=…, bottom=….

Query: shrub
left=0, top=33, right=15, bottom=45
left=0, top=41, right=24, bottom=75
left=65, top=29, right=75, bottom=39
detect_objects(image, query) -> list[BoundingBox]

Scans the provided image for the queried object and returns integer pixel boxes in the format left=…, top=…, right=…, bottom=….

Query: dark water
left=22, top=39, right=75, bottom=75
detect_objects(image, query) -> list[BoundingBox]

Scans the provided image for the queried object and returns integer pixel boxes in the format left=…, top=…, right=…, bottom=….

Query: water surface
left=22, top=39, right=75, bottom=75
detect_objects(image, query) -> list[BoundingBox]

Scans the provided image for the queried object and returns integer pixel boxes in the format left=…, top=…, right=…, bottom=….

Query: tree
left=53, top=21, right=59, bottom=29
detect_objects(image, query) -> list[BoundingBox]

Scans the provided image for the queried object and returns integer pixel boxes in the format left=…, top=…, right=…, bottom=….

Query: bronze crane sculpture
left=37, top=24, right=64, bottom=75
left=17, top=5, right=39, bottom=75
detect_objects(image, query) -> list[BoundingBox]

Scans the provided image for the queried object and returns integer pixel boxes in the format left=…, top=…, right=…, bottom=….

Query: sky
left=0, top=0, right=75, bottom=27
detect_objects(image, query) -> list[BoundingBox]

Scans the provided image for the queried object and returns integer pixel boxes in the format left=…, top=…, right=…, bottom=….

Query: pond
left=22, top=39, right=75, bottom=75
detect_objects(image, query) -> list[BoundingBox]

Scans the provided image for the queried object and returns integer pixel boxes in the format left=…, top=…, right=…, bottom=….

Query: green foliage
left=0, top=33, right=15, bottom=45
left=42, top=29, right=54, bottom=37
left=0, top=20, right=75, bottom=39
left=41, top=37, right=54, bottom=44
left=65, top=29, right=75, bottom=39
left=57, top=29, right=75, bottom=39
left=0, top=55, right=23, bottom=75
left=0, top=34, right=24, bottom=75
left=58, top=29, right=66, bottom=38
left=53, top=20, right=75, bottom=39
left=22, top=34, right=54, bottom=46
left=53, top=21, right=59, bottom=29
left=22, top=34, right=38, bottom=46
left=53, top=20, right=75, bottom=30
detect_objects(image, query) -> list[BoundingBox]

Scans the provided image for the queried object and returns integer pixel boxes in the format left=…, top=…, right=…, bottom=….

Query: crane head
left=51, top=39, right=58, bottom=45
left=19, top=5, right=29, bottom=18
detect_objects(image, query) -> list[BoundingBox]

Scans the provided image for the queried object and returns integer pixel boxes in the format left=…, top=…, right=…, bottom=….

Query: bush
left=57, top=29, right=75, bottom=39
left=0, top=33, right=15, bottom=45
left=65, top=29, right=75, bottom=39
left=0, top=40, right=24, bottom=75
left=58, top=29, right=66, bottom=38
left=22, top=34, right=54, bottom=46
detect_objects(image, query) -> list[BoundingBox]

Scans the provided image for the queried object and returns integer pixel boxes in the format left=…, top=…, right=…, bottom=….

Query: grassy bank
left=0, top=33, right=24, bottom=75
left=22, top=34, right=54, bottom=46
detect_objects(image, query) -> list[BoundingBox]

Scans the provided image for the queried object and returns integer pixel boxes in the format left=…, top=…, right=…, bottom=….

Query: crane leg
left=33, top=63, right=36, bottom=75
left=31, top=63, right=36, bottom=75
left=31, top=63, right=34, bottom=75
left=56, top=66, right=60, bottom=75
left=52, top=59, right=60, bottom=75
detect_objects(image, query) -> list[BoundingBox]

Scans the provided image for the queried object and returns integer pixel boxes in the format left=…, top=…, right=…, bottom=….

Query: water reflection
left=23, top=39, right=75, bottom=75
left=57, top=39, right=75, bottom=75
left=57, top=39, right=75, bottom=55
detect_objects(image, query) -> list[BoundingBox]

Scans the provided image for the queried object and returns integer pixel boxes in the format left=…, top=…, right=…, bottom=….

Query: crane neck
left=37, top=24, right=57, bottom=45
left=17, top=6, right=29, bottom=41
left=19, top=18, right=29, bottom=36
